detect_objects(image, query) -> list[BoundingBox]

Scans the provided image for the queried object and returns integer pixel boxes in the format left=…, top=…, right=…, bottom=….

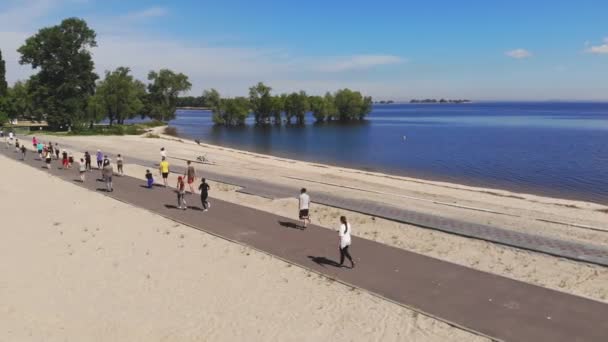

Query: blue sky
left=1, top=0, right=607, bottom=100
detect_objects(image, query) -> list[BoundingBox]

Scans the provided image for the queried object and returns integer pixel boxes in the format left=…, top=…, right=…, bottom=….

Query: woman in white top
left=338, top=216, right=355, bottom=268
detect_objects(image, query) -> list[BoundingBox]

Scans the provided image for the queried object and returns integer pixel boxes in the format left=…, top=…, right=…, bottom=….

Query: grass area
left=145, top=133, right=161, bottom=138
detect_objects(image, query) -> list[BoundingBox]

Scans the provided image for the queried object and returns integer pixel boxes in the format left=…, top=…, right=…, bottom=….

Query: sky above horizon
left=1, top=0, right=607, bottom=100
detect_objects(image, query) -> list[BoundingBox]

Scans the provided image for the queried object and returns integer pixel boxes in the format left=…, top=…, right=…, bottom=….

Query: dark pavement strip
left=66, top=142, right=608, bottom=267
left=2, top=146, right=608, bottom=342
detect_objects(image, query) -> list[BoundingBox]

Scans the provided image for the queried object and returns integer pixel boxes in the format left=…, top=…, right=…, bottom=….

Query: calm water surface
left=167, top=102, right=608, bottom=204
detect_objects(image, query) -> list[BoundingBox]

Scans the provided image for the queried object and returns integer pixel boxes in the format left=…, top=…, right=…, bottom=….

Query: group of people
left=152, top=148, right=211, bottom=212
left=10, top=137, right=354, bottom=269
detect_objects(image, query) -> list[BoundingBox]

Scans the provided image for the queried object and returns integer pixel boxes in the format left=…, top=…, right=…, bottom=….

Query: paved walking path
left=2, top=146, right=608, bottom=342
left=14, top=138, right=608, bottom=267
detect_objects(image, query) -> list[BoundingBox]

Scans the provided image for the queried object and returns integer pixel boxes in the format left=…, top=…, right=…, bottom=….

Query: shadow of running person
left=278, top=220, right=302, bottom=230
left=308, top=256, right=342, bottom=268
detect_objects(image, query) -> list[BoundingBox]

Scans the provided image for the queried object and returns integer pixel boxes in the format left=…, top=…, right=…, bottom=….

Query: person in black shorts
left=199, top=178, right=211, bottom=211
left=84, top=151, right=92, bottom=171
left=298, top=188, right=311, bottom=228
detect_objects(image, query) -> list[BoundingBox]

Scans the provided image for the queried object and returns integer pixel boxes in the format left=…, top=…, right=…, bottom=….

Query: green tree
left=220, top=97, right=250, bottom=126
left=203, top=88, right=222, bottom=123
left=18, top=18, right=98, bottom=129
left=95, top=67, right=145, bottom=125
left=147, top=69, right=192, bottom=121
left=0, top=49, right=7, bottom=97
left=7, top=81, right=33, bottom=120
left=84, top=93, right=106, bottom=128
left=284, top=91, right=309, bottom=124
left=269, top=95, right=285, bottom=124
left=334, top=88, right=372, bottom=121
left=248, top=82, right=273, bottom=124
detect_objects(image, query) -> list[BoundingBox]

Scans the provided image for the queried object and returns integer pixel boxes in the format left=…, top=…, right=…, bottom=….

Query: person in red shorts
left=184, top=160, right=196, bottom=194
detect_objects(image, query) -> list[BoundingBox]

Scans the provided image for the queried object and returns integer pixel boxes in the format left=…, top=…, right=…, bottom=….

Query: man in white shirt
left=298, top=188, right=311, bottom=229
left=160, top=147, right=167, bottom=159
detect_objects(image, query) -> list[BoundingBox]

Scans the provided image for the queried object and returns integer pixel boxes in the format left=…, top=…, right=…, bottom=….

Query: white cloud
left=315, top=55, right=404, bottom=72
left=122, top=6, right=168, bottom=21
left=585, top=37, right=608, bottom=54
left=505, top=48, right=532, bottom=59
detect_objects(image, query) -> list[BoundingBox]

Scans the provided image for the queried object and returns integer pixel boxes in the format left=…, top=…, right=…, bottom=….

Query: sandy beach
left=0, top=154, right=488, bottom=341
left=25, top=129, right=608, bottom=304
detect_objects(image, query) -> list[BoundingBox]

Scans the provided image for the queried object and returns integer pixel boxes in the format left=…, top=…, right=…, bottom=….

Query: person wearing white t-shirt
left=160, top=147, right=167, bottom=159
left=338, top=216, right=355, bottom=268
left=298, top=188, right=311, bottom=229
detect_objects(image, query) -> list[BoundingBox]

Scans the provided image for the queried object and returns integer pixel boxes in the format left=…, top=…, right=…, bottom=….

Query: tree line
left=203, top=83, right=372, bottom=126
left=0, top=18, right=372, bottom=129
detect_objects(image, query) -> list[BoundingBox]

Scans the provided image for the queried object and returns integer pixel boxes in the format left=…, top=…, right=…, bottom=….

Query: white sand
left=0, top=155, right=487, bottom=341
left=32, top=131, right=608, bottom=303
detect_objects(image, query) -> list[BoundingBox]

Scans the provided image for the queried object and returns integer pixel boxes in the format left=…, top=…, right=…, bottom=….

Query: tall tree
left=95, top=67, right=145, bottom=125
left=18, top=18, right=98, bottom=128
left=248, top=82, right=273, bottom=124
left=147, top=69, right=192, bottom=121
left=284, top=91, right=309, bottom=124
left=6, top=81, right=33, bottom=120
left=269, top=95, right=285, bottom=124
left=0, top=49, right=7, bottom=97
left=334, top=88, right=372, bottom=121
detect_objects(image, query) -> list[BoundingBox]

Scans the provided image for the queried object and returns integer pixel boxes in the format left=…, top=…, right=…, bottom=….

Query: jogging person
left=45, top=150, right=52, bottom=169
left=176, top=176, right=187, bottom=210
left=20, top=144, right=26, bottom=160
left=116, top=154, right=124, bottom=176
left=159, top=157, right=170, bottom=187
left=54, top=143, right=60, bottom=159
left=96, top=150, right=103, bottom=169
left=199, top=178, right=211, bottom=211
left=37, top=142, right=43, bottom=159
left=145, top=169, right=154, bottom=188
left=160, top=147, right=167, bottom=159
left=62, top=150, right=69, bottom=169
left=338, top=216, right=355, bottom=268
left=102, top=158, right=114, bottom=192
left=79, top=158, right=86, bottom=182
left=14, top=139, right=20, bottom=152
left=298, top=188, right=311, bottom=228
left=84, top=151, right=92, bottom=171
left=32, top=136, right=37, bottom=150
left=185, top=160, right=196, bottom=193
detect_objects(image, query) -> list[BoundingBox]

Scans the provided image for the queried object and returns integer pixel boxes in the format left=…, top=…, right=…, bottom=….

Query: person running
left=185, top=160, right=196, bottom=193
left=32, top=136, right=37, bottom=149
left=84, top=151, right=92, bottom=171
left=145, top=169, right=154, bottom=188
left=298, top=188, right=311, bottom=228
left=14, top=139, right=20, bottom=152
left=116, top=154, right=124, bottom=176
left=45, top=150, right=52, bottom=169
left=48, top=142, right=54, bottom=158
left=338, top=216, right=355, bottom=268
left=20, top=144, right=26, bottom=160
left=96, top=150, right=103, bottom=169
left=37, top=142, right=43, bottom=159
left=159, top=157, right=170, bottom=187
left=199, top=178, right=211, bottom=211
left=54, top=143, right=60, bottom=159
left=68, top=151, right=74, bottom=168
left=160, top=147, right=167, bottom=159
left=0, top=129, right=3, bottom=138
left=79, top=158, right=86, bottom=182
left=8, top=131, right=14, bottom=146
left=176, top=176, right=187, bottom=210
left=62, top=150, right=69, bottom=169
left=102, top=158, right=114, bottom=192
